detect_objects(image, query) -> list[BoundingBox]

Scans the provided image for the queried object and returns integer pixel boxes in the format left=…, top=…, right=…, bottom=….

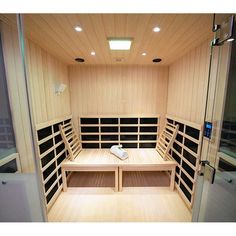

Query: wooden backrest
left=156, top=122, right=179, bottom=161
left=59, top=122, right=82, bottom=161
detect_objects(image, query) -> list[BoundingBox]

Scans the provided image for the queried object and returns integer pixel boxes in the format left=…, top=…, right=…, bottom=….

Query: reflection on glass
left=0, top=34, right=16, bottom=161
left=219, top=30, right=236, bottom=161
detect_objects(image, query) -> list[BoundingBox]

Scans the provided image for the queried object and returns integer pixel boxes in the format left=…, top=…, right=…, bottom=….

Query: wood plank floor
left=48, top=172, right=191, bottom=222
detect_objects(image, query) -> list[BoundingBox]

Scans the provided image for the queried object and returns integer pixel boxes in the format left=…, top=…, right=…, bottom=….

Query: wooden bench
left=61, top=149, right=119, bottom=192
left=61, top=149, right=177, bottom=192
left=60, top=121, right=178, bottom=192
left=117, top=149, right=177, bottom=191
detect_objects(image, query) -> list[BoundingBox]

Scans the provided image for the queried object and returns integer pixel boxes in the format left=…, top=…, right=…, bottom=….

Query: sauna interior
left=0, top=13, right=236, bottom=222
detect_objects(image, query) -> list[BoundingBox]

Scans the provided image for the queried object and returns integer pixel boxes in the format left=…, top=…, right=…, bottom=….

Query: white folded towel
left=110, top=145, right=128, bottom=160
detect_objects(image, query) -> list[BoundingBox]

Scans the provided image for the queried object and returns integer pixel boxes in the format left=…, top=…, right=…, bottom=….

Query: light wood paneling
left=0, top=21, right=35, bottom=172
left=25, top=38, right=71, bottom=124
left=1, top=14, right=213, bottom=65
left=69, top=65, right=168, bottom=130
left=167, top=40, right=211, bottom=125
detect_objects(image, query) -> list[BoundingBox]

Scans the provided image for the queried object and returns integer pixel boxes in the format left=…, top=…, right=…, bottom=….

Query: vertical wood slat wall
left=167, top=39, right=211, bottom=125
left=35, top=115, right=72, bottom=211
left=25, top=38, right=71, bottom=125
left=69, top=65, right=169, bottom=131
left=166, top=115, right=202, bottom=209
left=166, top=39, right=211, bottom=208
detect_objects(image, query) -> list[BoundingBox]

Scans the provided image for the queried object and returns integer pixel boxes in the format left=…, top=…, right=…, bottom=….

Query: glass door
left=0, top=14, right=46, bottom=221
left=193, top=14, right=236, bottom=222
left=0, top=19, right=18, bottom=172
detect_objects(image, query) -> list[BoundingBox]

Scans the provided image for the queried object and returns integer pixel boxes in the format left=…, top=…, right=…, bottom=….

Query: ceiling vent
left=75, top=57, right=85, bottom=63
left=152, top=58, right=162, bottom=63
left=114, top=57, right=125, bottom=63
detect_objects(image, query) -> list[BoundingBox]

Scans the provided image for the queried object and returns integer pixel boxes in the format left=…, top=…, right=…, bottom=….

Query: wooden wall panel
left=69, top=65, right=169, bottom=130
left=1, top=21, right=71, bottom=171
left=25, top=39, right=71, bottom=124
left=167, top=40, right=211, bottom=125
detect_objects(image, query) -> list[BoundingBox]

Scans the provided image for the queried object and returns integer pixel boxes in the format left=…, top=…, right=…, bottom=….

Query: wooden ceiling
left=1, top=14, right=214, bottom=65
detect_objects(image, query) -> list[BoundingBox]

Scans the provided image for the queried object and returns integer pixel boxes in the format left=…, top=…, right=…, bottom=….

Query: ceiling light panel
left=108, top=38, right=133, bottom=50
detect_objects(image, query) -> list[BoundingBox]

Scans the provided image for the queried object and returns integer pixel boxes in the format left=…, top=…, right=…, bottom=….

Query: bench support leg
left=115, top=168, right=118, bottom=192
left=119, top=167, right=123, bottom=192
left=62, top=169, right=67, bottom=192
left=170, top=167, right=175, bottom=191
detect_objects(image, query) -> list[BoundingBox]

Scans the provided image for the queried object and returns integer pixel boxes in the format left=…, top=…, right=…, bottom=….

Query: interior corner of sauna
left=0, top=14, right=214, bottom=222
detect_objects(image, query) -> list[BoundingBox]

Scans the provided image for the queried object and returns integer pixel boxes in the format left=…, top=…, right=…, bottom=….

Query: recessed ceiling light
left=74, top=26, right=82, bottom=32
left=142, top=52, right=147, bottom=56
left=227, top=38, right=234, bottom=42
left=108, top=38, right=133, bottom=50
left=91, top=51, right=96, bottom=56
left=153, top=27, right=161, bottom=32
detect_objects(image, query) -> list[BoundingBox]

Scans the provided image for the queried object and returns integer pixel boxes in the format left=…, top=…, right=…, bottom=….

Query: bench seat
left=61, top=149, right=177, bottom=192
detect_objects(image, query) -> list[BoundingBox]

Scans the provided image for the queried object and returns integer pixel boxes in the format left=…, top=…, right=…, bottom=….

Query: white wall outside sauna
left=167, top=39, right=211, bottom=125
left=69, top=65, right=169, bottom=130
left=0, top=173, right=45, bottom=221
